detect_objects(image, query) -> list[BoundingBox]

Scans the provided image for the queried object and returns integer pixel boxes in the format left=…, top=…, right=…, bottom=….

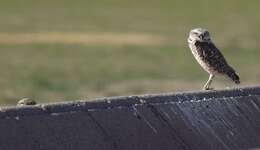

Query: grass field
left=0, top=0, right=260, bottom=105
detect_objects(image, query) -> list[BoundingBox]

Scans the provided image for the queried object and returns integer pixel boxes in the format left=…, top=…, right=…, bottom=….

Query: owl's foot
left=203, top=87, right=214, bottom=90
left=203, top=74, right=215, bottom=90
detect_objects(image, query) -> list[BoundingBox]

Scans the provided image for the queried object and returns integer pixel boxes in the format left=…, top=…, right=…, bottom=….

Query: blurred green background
left=0, top=0, right=259, bottom=105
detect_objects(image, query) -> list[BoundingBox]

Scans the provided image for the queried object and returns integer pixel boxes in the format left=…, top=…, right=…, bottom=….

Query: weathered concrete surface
left=0, top=86, right=260, bottom=150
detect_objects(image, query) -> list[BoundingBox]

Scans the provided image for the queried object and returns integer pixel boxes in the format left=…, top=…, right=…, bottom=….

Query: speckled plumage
left=188, top=28, right=240, bottom=90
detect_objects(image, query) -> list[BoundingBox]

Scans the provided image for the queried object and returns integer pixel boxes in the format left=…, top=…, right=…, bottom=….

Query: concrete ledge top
left=1, top=86, right=260, bottom=118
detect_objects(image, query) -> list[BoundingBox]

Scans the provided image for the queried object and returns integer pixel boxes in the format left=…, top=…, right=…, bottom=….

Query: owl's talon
left=203, top=87, right=214, bottom=90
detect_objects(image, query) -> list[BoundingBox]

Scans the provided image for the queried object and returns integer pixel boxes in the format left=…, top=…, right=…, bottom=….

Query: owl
left=187, top=28, right=240, bottom=90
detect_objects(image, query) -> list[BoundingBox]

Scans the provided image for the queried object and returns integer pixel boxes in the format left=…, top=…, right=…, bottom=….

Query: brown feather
left=194, top=41, right=240, bottom=84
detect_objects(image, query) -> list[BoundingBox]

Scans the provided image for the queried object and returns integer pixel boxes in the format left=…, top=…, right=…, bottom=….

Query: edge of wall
left=1, top=86, right=260, bottom=117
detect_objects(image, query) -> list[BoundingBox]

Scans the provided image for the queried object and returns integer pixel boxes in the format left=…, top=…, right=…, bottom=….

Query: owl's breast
left=188, top=42, right=218, bottom=74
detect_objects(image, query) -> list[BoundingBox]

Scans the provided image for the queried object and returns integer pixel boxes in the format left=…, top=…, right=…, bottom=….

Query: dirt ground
left=0, top=32, right=173, bottom=46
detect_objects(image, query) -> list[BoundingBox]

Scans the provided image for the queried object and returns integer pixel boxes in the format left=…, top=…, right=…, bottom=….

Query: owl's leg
left=203, top=74, right=214, bottom=90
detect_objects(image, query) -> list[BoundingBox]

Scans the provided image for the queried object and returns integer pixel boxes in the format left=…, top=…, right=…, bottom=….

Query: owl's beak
left=199, top=35, right=204, bottom=40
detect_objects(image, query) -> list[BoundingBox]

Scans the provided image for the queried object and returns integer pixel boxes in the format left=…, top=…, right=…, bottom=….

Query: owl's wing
left=195, top=41, right=240, bottom=83
left=195, top=41, right=229, bottom=73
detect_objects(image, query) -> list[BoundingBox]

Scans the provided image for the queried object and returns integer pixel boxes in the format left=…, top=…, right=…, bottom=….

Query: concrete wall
left=0, top=86, right=260, bottom=150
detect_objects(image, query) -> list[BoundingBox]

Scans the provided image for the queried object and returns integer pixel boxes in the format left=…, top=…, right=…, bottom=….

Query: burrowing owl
left=187, top=28, right=240, bottom=90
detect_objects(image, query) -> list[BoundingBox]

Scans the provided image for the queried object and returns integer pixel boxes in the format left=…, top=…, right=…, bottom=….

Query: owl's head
left=188, top=28, right=211, bottom=43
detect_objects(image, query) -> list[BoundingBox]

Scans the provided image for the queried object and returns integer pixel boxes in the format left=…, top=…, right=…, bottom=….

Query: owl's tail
left=225, top=67, right=240, bottom=84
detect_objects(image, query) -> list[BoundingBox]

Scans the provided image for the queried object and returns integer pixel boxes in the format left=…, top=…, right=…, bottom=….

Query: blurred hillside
left=0, top=0, right=259, bottom=105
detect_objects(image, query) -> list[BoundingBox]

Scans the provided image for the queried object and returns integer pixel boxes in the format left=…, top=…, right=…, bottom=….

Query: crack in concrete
left=87, top=112, right=120, bottom=150
left=148, top=104, right=189, bottom=150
